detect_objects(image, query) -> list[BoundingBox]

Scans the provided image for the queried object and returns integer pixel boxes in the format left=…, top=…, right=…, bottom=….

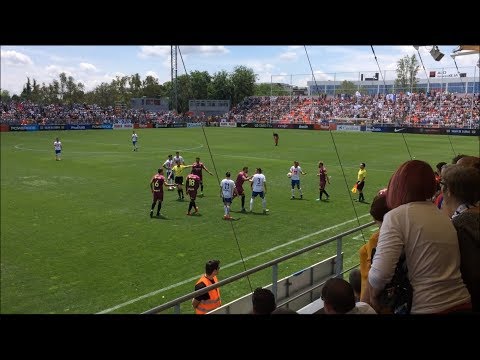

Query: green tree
left=20, top=77, right=32, bottom=100
left=395, top=55, right=419, bottom=93
left=230, top=66, right=256, bottom=106
left=336, top=80, right=357, bottom=95
left=59, top=72, right=67, bottom=101
left=1, top=89, right=11, bottom=102
left=142, top=76, right=163, bottom=98
left=189, top=71, right=211, bottom=100
left=254, top=83, right=288, bottom=96
left=128, top=73, right=143, bottom=99
left=208, top=70, right=232, bottom=101
left=176, top=74, right=191, bottom=113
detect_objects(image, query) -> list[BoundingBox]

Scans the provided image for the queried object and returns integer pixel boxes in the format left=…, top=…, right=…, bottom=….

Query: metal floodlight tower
left=171, top=45, right=178, bottom=113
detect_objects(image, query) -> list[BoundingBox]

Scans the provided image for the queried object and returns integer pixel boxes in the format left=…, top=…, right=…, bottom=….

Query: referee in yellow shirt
left=172, top=160, right=193, bottom=200
left=356, top=162, right=367, bottom=202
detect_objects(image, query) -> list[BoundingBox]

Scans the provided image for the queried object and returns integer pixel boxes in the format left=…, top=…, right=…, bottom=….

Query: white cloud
left=138, top=46, right=171, bottom=58
left=138, top=45, right=229, bottom=59
left=279, top=51, right=298, bottom=61
left=45, top=65, right=75, bottom=78
left=287, top=46, right=302, bottom=50
left=79, top=62, right=97, bottom=72
left=179, top=46, right=229, bottom=56
left=1, top=50, right=33, bottom=65
left=145, top=71, right=158, bottom=79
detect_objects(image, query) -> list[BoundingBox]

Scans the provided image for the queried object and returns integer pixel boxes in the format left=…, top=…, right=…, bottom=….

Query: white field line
left=13, top=143, right=204, bottom=154
left=351, top=227, right=377, bottom=240
left=13, top=144, right=394, bottom=173
left=97, top=213, right=371, bottom=314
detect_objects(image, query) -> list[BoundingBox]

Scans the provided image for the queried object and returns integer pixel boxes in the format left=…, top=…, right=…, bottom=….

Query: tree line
left=1, top=55, right=421, bottom=110
left=1, top=65, right=266, bottom=113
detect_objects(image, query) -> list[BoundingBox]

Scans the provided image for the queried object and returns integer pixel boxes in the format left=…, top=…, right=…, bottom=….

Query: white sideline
left=97, top=213, right=371, bottom=314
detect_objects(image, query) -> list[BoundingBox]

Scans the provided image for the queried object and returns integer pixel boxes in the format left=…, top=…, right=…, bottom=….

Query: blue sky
left=1, top=45, right=478, bottom=95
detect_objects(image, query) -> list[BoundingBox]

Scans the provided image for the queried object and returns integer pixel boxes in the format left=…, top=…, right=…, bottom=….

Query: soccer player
left=234, top=166, right=252, bottom=212
left=273, top=133, right=279, bottom=146
left=149, top=168, right=172, bottom=217
left=191, top=157, right=213, bottom=196
left=163, top=154, right=175, bottom=186
left=356, top=162, right=367, bottom=202
left=289, top=161, right=307, bottom=199
left=131, top=131, right=138, bottom=151
left=173, top=151, right=185, bottom=165
left=172, top=160, right=193, bottom=200
left=220, top=172, right=236, bottom=220
left=316, top=161, right=331, bottom=201
left=53, top=137, right=62, bottom=161
left=185, top=172, right=201, bottom=215
left=250, top=168, right=268, bottom=214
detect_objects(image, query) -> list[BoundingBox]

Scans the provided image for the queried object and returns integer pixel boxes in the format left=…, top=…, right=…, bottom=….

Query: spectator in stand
left=348, top=268, right=362, bottom=303
left=251, top=288, right=276, bottom=314
left=456, top=155, right=480, bottom=173
left=322, top=278, right=376, bottom=314
left=358, top=189, right=390, bottom=310
left=368, top=160, right=471, bottom=314
left=433, top=161, right=447, bottom=209
left=441, top=164, right=480, bottom=312
left=192, top=260, right=222, bottom=314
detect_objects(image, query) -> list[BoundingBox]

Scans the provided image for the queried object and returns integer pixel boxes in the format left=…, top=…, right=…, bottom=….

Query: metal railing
left=142, top=221, right=375, bottom=314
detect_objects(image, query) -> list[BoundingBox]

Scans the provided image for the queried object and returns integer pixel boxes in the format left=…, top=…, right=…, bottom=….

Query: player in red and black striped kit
left=191, top=157, right=213, bottom=196
left=149, top=168, right=173, bottom=217
left=186, top=173, right=201, bottom=215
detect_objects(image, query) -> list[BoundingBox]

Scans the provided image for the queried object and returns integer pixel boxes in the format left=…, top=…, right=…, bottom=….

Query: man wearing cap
left=356, top=163, right=367, bottom=202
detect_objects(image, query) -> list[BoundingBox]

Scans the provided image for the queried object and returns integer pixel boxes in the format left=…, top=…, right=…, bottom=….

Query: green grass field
left=1, top=128, right=477, bottom=314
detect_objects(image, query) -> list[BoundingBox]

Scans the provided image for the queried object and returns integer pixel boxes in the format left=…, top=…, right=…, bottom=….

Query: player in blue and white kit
left=289, top=161, right=306, bottom=199
left=131, top=131, right=138, bottom=151
left=53, top=137, right=62, bottom=161
left=163, top=154, right=174, bottom=186
left=220, top=172, right=236, bottom=220
left=250, top=168, right=268, bottom=214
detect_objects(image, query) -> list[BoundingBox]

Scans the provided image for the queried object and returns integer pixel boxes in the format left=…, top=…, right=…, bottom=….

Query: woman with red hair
left=368, top=160, right=471, bottom=314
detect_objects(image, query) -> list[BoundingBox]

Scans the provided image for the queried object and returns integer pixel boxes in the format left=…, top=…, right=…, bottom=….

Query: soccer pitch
left=1, top=128, right=477, bottom=314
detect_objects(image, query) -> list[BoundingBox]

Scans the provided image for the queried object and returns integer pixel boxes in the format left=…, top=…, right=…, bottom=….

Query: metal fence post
left=272, top=263, right=278, bottom=301
left=335, top=236, right=343, bottom=277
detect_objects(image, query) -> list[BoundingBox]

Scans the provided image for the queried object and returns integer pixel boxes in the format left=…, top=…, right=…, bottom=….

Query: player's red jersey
left=186, top=174, right=201, bottom=190
left=186, top=174, right=201, bottom=200
left=319, top=167, right=327, bottom=183
left=151, top=174, right=165, bottom=192
left=235, top=171, right=249, bottom=188
left=191, top=162, right=205, bottom=179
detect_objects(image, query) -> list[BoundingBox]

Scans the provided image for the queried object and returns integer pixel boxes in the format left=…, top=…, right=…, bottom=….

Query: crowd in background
left=2, top=92, right=479, bottom=128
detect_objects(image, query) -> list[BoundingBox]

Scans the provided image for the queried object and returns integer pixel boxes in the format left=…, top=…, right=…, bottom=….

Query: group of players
left=148, top=133, right=367, bottom=219
left=149, top=151, right=272, bottom=219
